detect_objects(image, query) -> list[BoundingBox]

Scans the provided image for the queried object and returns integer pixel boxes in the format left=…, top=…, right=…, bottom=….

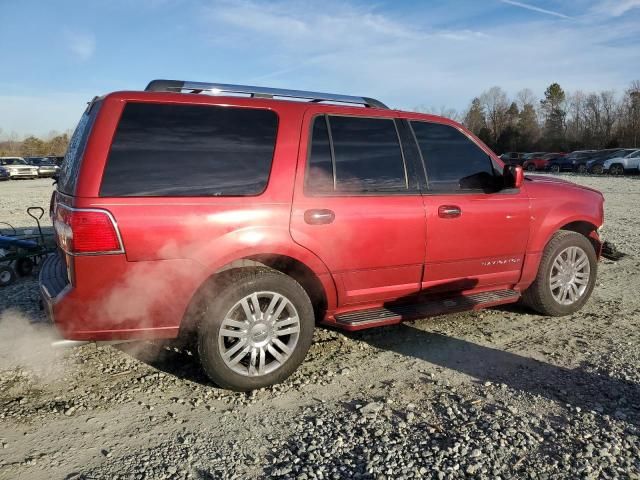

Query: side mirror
left=503, top=165, right=524, bottom=189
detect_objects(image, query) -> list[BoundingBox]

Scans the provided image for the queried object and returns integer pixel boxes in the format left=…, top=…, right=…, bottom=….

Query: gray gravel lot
left=0, top=175, right=639, bottom=479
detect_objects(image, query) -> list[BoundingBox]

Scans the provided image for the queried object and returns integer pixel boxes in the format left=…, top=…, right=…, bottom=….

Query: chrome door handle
left=304, top=209, right=335, bottom=225
left=438, top=205, right=461, bottom=218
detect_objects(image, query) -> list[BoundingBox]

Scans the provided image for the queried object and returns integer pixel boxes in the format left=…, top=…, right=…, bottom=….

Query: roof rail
left=144, top=79, right=389, bottom=109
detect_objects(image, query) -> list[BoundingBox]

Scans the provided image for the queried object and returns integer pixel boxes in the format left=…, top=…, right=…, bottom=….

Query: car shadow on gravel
left=356, top=324, right=639, bottom=425
left=117, top=342, right=214, bottom=386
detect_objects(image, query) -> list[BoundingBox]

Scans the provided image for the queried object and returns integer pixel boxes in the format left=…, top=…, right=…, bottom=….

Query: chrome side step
left=335, top=289, right=519, bottom=327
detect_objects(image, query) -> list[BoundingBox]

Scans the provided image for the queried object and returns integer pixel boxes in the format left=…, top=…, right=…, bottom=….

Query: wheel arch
left=180, top=253, right=336, bottom=336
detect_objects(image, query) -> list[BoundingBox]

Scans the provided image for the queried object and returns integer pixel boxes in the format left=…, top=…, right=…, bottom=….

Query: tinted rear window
left=100, top=103, right=278, bottom=197
left=58, top=101, right=101, bottom=195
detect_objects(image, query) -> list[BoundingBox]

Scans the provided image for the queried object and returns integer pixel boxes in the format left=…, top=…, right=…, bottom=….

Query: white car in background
left=602, top=149, right=640, bottom=175
left=0, top=157, right=39, bottom=179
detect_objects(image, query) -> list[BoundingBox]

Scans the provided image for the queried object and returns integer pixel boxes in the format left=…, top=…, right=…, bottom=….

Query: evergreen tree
left=540, top=83, right=567, bottom=149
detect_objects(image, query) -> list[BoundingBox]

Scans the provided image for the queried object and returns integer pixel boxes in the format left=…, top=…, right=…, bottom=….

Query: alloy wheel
left=218, top=291, right=300, bottom=377
left=549, top=246, right=591, bottom=306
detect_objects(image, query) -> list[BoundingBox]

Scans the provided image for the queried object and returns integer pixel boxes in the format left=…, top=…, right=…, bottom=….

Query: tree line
left=0, top=131, right=70, bottom=158
left=3, top=80, right=640, bottom=158
left=418, top=80, right=640, bottom=153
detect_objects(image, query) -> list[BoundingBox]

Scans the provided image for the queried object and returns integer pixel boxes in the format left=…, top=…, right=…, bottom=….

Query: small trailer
left=0, top=207, right=56, bottom=286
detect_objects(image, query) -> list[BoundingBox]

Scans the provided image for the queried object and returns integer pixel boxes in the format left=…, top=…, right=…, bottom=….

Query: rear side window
left=410, top=121, right=499, bottom=193
left=100, top=103, right=278, bottom=197
left=305, top=115, right=408, bottom=194
left=57, top=101, right=101, bottom=195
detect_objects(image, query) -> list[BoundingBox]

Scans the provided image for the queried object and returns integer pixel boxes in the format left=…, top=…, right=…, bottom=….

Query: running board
left=334, top=289, right=519, bottom=328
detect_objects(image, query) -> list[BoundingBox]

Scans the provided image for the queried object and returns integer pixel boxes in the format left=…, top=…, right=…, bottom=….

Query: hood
left=525, top=174, right=604, bottom=195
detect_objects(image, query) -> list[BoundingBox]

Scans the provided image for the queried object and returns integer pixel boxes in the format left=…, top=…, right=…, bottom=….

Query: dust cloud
left=0, top=309, right=64, bottom=377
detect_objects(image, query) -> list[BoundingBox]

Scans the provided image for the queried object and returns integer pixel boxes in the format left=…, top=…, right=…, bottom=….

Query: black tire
left=609, top=164, right=624, bottom=176
left=522, top=231, right=597, bottom=316
left=576, top=164, right=587, bottom=174
left=591, top=164, right=603, bottom=175
left=0, top=266, right=16, bottom=287
left=551, top=164, right=561, bottom=173
left=15, top=257, right=34, bottom=277
left=526, top=163, right=536, bottom=172
left=197, top=268, right=314, bottom=391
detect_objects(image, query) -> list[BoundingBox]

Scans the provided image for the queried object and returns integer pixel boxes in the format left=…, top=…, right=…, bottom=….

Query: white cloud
left=200, top=0, right=638, bottom=111
left=64, top=30, right=96, bottom=61
left=498, top=0, right=570, bottom=19
left=590, top=0, right=640, bottom=16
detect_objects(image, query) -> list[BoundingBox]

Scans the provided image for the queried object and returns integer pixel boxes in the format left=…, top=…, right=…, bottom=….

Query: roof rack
left=145, top=79, right=389, bottom=109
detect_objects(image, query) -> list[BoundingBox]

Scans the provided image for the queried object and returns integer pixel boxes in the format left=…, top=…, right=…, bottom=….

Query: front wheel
left=522, top=231, right=597, bottom=316
left=591, top=165, right=604, bottom=175
left=551, top=164, right=561, bottom=173
left=0, top=266, right=16, bottom=287
left=576, top=164, right=587, bottom=174
left=197, top=268, right=315, bottom=391
left=526, top=164, right=536, bottom=172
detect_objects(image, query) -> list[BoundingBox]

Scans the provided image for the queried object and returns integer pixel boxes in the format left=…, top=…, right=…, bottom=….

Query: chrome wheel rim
left=549, top=246, right=590, bottom=305
left=218, top=291, right=300, bottom=377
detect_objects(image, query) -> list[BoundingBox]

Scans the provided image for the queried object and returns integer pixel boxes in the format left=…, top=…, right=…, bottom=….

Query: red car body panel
left=42, top=91, right=604, bottom=340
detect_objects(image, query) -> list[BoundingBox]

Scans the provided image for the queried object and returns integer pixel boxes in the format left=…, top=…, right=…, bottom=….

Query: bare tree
left=480, top=86, right=509, bottom=143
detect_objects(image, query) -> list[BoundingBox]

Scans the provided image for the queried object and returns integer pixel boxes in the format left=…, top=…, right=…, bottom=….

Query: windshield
left=1, top=158, right=27, bottom=166
left=603, top=150, right=625, bottom=159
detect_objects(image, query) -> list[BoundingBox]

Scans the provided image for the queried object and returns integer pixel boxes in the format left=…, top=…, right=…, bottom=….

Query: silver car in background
left=0, top=157, right=39, bottom=179
left=602, top=149, right=640, bottom=175
left=25, top=157, right=60, bottom=178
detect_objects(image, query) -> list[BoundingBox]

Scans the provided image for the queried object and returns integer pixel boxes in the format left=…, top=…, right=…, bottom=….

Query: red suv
left=40, top=80, right=604, bottom=391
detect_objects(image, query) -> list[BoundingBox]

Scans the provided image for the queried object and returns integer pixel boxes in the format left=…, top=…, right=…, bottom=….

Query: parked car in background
left=0, top=157, right=39, bottom=179
left=523, top=152, right=564, bottom=171
left=546, top=150, right=595, bottom=172
left=40, top=78, right=604, bottom=391
left=602, top=149, right=640, bottom=175
left=586, top=149, right=631, bottom=174
left=25, top=157, right=60, bottom=177
left=519, top=152, right=547, bottom=166
left=499, top=152, right=525, bottom=165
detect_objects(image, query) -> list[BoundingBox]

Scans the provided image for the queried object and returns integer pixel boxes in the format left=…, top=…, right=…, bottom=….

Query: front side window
left=100, top=103, right=278, bottom=197
left=305, top=115, right=408, bottom=194
left=411, top=121, right=499, bottom=193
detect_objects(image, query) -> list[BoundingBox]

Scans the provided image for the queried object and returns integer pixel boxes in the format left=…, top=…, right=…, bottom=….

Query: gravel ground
left=0, top=175, right=639, bottom=480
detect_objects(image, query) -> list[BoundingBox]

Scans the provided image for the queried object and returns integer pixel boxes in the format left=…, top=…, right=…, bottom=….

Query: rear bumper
left=39, top=252, right=205, bottom=341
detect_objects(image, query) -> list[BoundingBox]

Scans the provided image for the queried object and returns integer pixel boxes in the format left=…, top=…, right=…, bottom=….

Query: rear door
left=408, top=120, right=530, bottom=292
left=290, top=110, right=426, bottom=306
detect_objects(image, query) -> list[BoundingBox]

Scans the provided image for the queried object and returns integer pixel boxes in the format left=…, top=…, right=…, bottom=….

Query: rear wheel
left=197, top=268, right=314, bottom=391
left=522, top=231, right=597, bottom=316
left=551, top=164, right=561, bottom=173
left=576, top=164, right=587, bottom=174
left=609, top=164, right=624, bottom=175
left=591, top=164, right=604, bottom=175
left=526, top=163, right=536, bottom=172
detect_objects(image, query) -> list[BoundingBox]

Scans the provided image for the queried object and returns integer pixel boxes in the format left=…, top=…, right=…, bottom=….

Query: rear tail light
left=54, top=206, right=123, bottom=255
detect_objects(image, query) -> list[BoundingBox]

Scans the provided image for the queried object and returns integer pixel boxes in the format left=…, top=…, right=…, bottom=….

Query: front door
left=408, top=119, right=530, bottom=292
left=290, top=111, right=426, bottom=306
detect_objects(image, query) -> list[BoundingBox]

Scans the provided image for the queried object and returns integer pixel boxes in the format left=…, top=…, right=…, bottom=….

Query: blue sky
left=1, top=0, right=639, bottom=138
